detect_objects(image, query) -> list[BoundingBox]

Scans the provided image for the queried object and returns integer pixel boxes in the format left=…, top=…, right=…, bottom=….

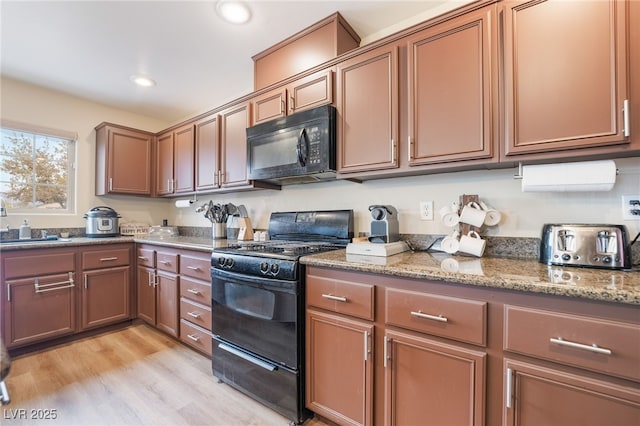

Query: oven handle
left=211, top=268, right=297, bottom=293
left=217, top=342, right=277, bottom=372
left=296, top=128, right=308, bottom=166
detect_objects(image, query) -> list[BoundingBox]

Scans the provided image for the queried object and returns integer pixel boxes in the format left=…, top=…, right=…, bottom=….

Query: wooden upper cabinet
left=252, top=69, right=334, bottom=125
left=95, top=123, right=153, bottom=196
left=337, top=43, right=399, bottom=174
left=155, top=131, right=174, bottom=196
left=407, top=5, right=497, bottom=166
left=220, top=101, right=251, bottom=188
left=173, top=123, right=195, bottom=194
left=156, top=123, right=195, bottom=196
left=195, top=113, right=220, bottom=191
left=501, top=0, right=630, bottom=158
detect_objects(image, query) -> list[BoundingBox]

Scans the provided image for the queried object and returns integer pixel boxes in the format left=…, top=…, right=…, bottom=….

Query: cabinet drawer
left=180, top=298, right=212, bottom=330
left=180, top=276, right=211, bottom=305
left=385, top=288, right=487, bottom=346
left=504, top=305, right=640, bottom=382
left=307, top=274, right=374, bottom=321
left=156, top=251, right=178, bottom=273
left=180, top=319, right=212, bottom=356
left=82, top=247, right=130, bottom=270
left=136, top=248, right=155, bottom=267
left=4, top=249, right=76, bottom=280
left=180, top=254, right=211, bottom=282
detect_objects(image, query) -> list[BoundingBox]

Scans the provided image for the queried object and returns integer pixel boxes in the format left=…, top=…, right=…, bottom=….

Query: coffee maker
left=368, top=205, right=400, bottom=243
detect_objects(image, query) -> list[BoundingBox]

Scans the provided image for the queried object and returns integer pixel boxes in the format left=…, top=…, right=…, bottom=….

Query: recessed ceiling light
left=130, top=75, right=156, bottom=87
left=216, top=1, right=251, bottom=24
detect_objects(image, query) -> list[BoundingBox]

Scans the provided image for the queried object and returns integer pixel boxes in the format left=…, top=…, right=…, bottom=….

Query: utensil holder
left=213, top=222, right=227, bottom=240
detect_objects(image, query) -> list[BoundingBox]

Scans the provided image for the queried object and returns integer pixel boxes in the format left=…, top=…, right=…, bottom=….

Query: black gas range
left=210, top=210, right=353, bottom=425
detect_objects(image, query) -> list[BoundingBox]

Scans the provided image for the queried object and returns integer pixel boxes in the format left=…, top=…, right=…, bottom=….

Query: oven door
left=211, top=267, right=301, bottom=369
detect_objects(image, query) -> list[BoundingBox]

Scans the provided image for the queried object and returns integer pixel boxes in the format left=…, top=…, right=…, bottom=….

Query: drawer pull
left=321, top=293, right=347, bottom=302
left=549, top=337, right=612, bottom=355
left=138, top=256, right=148, bottom=260
left=187, top=289, right=201, bottom=295
left=159, top=260, right=171, bottom=265
left=99, top=257, right=118, bottom=262
left=410, top=310, right=448, bottom=323
left=186, top=266, right=201, bottom=271
left=187, top=311, right=201, bottom=319
left=187, top=334, right=200, bottom=342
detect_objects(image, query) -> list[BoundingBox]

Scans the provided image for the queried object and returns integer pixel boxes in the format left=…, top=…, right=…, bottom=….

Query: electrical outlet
left=622, top=195, right=640, bottom=220
left=419, top=201, right=434, bottom=221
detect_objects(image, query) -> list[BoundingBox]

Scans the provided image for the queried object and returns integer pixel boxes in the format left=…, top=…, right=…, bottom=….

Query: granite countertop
left=300, top=250, right=640, bottom=306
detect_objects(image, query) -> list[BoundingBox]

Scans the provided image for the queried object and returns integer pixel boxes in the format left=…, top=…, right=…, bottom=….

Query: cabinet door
left=220, top=101, right=251, bottom=188
left=407, top=5, right=496, bottom=165
left=106, top=126, right=153, bottom=195
left=502, top=0, right=629, bottom=157
left=504, top=359, right=640, bottom=426
left=306, top=309, right=374, bottom=426
left=384, top=330, right=486, bottom=426
left=156, top=131, right=174, bottom=195
left=337, top=44, right=399, bottom=173
left=81, top=266, right=131, bottom=330
left=252, top=87, right=287, bottom=125
left=5, top=273, right=76, bottom=348
left=287, top=69, right=334, bottom=115
left=156, top=271, right=179, bottom=337
left=136, top=265, right=156, bottom=325
left=173, top=123, right=195, bottom=194
left=195, top=114, right=220, bottom=191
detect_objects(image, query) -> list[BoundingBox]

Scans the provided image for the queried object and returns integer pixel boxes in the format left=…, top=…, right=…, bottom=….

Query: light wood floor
left=3, top=324, right=329, bottom=426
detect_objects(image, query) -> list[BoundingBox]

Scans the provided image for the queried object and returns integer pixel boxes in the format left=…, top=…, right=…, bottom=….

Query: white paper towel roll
left=175, top=199, right=192, bottom=208
left=521, top=160, right=617, bottom=192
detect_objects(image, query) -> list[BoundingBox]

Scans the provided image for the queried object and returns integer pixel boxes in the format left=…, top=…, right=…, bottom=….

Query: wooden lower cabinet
left=305, top=265, right=639, bottom=426
left=135, top=245, right=179, bottom=338
left=504, top=359, right=640, bottom=426
left=306, top=309, right=374, bottom=426
left=80, top=244, right=132, bottom=331
left=384, top=330, right=485, bottom=426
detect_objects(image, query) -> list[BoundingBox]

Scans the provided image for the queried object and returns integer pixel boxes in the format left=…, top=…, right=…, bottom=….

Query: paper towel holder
left=512, top=161, right=619, bottom=180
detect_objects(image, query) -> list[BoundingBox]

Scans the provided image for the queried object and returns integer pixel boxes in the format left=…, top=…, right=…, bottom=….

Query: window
left=0, top=122, right=76, bottom=214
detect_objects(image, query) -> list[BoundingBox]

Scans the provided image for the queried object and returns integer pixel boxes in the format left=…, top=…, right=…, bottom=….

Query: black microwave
left=246, top=104, right=336, bottom=185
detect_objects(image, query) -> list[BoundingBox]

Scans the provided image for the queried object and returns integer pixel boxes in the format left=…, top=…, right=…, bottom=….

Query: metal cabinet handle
left=138, top=256, right=148, bottom=261
left=549, top=337, right=612, bottom=355
left=187, top=334, right=200, bottom=342
left=391, top=138, right=396, bottom=164
left=364, top=331, right=369, bottom=361
left=408, top=136, right=413, bottom=161
left=84, top=274, right=88, bottom=289
left=321, top=293, right=347, bottom=302
left=280, top=99, right=285, bottom=115
left=505, top=367, right=513, bottom=409
left=187, top=289, right=200, bottom=295
left=109, top=177, right=113, bottom=192
left=100, top=257, right=118, bottom=262
left=34, top=272, right=75, bottom=293
left=186, top=266, right=201, bottom=271
left=383, top=336, right=391, bottom=368
left=159, top=260, right=170, bottom=265
left=623, top=99, right=630, bottom=137
left=187, top=311, right=201, bottom=319
left=410, top=310, right=448, bottom=323
left=289, top=95, right=295, bottom=111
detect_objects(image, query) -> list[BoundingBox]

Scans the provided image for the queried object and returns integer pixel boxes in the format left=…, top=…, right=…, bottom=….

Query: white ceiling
left=1, top=1, right=468, bottom=124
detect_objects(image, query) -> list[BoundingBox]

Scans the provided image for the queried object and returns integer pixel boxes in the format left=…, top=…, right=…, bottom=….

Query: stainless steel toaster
left=540, top=224, right=631, bottom=270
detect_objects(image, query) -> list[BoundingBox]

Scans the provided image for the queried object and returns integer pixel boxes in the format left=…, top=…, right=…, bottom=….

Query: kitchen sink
left=0, top=236, right=60, bottom=244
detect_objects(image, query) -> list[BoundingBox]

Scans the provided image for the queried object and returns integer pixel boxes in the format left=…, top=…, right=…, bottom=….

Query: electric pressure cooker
left=84, top=206, right=121, bottom=237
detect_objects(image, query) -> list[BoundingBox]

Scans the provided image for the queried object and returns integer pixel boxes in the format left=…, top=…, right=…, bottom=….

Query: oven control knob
left=223, top=257, right=234, bottom=268
left=217, top=257, right=226, bottom=266
left=602, top=255, right=612, bottom=264
left=270, top=263, right=280, bottom=275
left=561, top=253, right=571, bottom=261
left=260, top=262, right=270, bottom=274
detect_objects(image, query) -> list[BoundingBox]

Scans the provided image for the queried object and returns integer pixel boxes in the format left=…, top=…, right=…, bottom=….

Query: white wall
left=2, top=77, right=639, bottom=239
left=174, top=158, right=640, bottom=238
